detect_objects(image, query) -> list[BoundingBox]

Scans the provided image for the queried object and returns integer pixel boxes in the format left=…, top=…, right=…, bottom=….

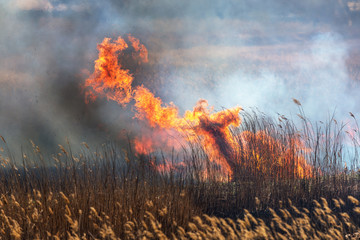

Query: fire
left=150, top=159, right=187, bottom=174
left=133, top=129, right=183, bottom=155
left=83, top=37, right=133, bottom=105
left=133, top=86, right=179, bottom=128
left=84, top=35, right=312, bottom=179
left=238, top=130, right=312, bottom=178
left=128, top=35, right=148, bottom=63
left=133, top=137, right=154, bottom=155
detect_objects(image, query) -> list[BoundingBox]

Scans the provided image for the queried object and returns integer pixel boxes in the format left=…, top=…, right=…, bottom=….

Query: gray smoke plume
left=0, top=0, right=359, bottom=155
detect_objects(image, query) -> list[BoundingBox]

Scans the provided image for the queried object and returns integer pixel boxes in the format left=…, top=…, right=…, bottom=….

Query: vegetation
left=0, top=108, right=360, bottom=239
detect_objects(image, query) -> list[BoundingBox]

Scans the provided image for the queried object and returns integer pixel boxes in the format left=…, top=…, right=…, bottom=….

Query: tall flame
left=84, top=35, right=311, bottom=179
left=238, top=130, right=312, bottom=178
left=84, top=37, right=133, bottom=106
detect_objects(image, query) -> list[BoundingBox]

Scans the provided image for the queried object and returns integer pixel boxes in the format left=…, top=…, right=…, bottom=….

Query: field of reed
left=0, top=108, right=360, bottom=239
left=1, top=190, right=360, bottom=239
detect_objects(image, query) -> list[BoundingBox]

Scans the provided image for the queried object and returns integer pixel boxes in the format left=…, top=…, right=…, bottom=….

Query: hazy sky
left=0, top=0, right=359, bottom=151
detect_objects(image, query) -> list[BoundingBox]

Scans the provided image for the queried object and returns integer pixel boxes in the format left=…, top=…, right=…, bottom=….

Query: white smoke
left=0, top=0, right=358, bottom=155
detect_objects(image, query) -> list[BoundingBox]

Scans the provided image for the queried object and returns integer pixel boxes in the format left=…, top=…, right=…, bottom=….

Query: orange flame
left=238, top=130, right=312, bottom=178
left=150, top=159, right=187, bottom=174
left=84, top=37, right=133, bottom=106
left=128, top=35, right=148, bottom=63
left=84, top=35, right=312, bottom=179
left=134, top=137, right=154, bottom=155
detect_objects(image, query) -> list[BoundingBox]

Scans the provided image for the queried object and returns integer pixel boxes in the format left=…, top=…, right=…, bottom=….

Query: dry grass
left=0, top=110, right=360, bottom=238
left=0, top=190, right=359, bottom=239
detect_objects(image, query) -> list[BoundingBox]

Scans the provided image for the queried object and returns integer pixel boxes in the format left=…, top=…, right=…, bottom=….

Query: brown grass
left=0, top=110, right=360, bottom=238
left=0, top=190, right=359, bottom=239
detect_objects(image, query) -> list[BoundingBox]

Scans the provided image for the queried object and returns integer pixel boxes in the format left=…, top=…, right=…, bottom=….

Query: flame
left=134, top=137, right=154, bottom=155
left=150, top=159, right=186, bottom=174
left=133, top=86, right=179, bottom=128
left=128, top=35, right=148, bottom=63
left=83, top=37, right=133, bottom=106
left=131, top=85, right=241, bottom=177
left=238, top=130, right=312, bottom=178
left=84, top=35, right=312, bottom=179
left=133, top=128, right=183, bottom=155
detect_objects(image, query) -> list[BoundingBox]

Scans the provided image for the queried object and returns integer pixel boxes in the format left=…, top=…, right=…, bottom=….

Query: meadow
left=1, top=106, right=360, bottom=239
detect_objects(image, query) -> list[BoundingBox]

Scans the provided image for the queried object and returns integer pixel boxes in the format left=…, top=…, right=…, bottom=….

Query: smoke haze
left=0, top=0, right=360, bottom=153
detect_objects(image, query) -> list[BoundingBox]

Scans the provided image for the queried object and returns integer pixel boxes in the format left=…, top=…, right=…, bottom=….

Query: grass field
left=1, top=108, right=360, bottom=239
left=2, top=1, right=360, bottom=239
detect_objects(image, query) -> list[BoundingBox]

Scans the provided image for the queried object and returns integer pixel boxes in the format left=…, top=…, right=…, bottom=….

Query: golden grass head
left=339, top=198, right=346, bottom=207
left=9, top=219, right=22, bottom=240
left=312, top=200, right=322, bottom=208
left=158, top=207, right=168, bottom=217
left=353, top=207, right=360, bottom=215
left=333, top=199, right=341, bottom=209
left=320, top=197, right=329, bottom=208
left=292, top=98, right=301, bottom=106
left=348, top=196, right=360, bottom=206
left=58, top=144, right=68, bottom=155
left=60, top=192, right=70, bottom=205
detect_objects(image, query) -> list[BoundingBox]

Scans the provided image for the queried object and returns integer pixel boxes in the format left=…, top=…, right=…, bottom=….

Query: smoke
left=0, top=0, right=130, bottom=152
left=0, top=0, right=359, bottom=154
left=211, top=32, right=355, bottom=121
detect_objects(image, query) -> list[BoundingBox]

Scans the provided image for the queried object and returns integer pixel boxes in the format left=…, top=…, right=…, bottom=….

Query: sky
left=0, top=0, right=360, bottom=153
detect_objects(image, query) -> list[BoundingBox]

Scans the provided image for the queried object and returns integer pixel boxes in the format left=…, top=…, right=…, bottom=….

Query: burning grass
left=1, top=35, right=360, bottom=238
left=0, top=109, right=360, bottom=238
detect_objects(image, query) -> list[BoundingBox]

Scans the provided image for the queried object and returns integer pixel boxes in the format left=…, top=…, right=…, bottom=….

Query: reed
left=0, top=109, right=359, bottom=238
